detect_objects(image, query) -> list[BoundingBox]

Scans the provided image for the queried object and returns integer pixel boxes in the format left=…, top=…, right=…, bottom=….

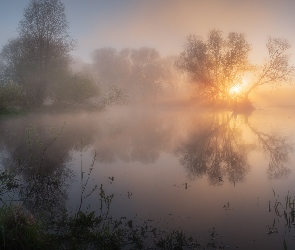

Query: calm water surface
left=1, top=105, right=295, bottom=249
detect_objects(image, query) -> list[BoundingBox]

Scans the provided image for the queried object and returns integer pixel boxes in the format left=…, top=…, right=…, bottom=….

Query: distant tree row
left=0, top=0, right=183, bottom=112
left=90, top=47, right=181, bottom=102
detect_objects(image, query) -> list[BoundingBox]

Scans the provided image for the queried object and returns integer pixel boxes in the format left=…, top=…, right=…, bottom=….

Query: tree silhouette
left=176, top=29, right=294, bottom=107
left=175, top=30, right=251, bottom=105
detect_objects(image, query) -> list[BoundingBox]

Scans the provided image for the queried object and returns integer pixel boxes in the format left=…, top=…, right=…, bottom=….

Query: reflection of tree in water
left=249, top=126, right=294, bottom=179
left=175, top=113, right=294, bottom=184
left=175, top=113, right=249, bottom=185
left=20, top=167, right=73, bottom=218
left=0, top=113, right=98, bottom=218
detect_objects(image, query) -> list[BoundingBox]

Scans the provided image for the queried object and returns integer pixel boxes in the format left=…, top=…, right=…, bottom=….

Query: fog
left=2, top=1, right=295, bottom=249
left=2, top=1, right=295, bottom=108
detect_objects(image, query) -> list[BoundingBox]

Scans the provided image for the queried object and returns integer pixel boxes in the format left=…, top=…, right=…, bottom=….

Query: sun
left=229, top=78, right=248, bottom=96
left=229, top=85, right=242, bottom=95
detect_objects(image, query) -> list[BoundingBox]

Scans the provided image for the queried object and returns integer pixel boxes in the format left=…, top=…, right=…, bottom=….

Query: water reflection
left=175, top=113, right=249, bottom=185
left=249, top=125, right=294, bottom=179
left=0, top=108, right=294, bottom=216
left=93, top=111, right=174, bottom=164
left=175, top=112, right=294, bottom=184
left=0, top=113, right=99, bottom=217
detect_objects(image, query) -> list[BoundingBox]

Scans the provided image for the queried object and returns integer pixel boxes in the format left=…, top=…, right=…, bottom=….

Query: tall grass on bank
left=0, top=205, right=50, bottom=250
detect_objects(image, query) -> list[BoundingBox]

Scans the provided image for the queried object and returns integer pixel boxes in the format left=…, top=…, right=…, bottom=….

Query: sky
left=1, top=0, right=295, bottom=64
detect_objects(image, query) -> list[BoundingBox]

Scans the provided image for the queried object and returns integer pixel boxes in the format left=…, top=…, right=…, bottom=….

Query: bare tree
left=243, top=38, right=295, bottom=101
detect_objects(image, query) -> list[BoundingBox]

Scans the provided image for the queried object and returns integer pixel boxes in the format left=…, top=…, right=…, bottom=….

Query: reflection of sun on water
left=229, top=78, right=248, bottom=96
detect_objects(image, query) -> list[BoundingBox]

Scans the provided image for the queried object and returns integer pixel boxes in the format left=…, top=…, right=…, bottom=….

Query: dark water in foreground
left=1, top=105, right=295, bottom=249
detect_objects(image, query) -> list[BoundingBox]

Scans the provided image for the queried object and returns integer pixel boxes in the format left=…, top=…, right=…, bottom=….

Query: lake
left=1, top=104, right=295, bottom=249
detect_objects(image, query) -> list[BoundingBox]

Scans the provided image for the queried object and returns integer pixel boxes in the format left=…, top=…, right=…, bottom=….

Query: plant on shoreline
left=269, top=189, right=295, bottom=233
left=0, top=205, right=51, bottom=250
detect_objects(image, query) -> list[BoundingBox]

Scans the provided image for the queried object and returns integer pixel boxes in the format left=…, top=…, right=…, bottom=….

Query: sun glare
left=229, top=85, right=240, bottom=94
left=229, top=78, right=248, bottom=96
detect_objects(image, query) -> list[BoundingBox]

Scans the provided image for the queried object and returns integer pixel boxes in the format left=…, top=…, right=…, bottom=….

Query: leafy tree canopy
left=0, top=0, right=75, bottom=107
left=175, top=29, right=294, bottom=107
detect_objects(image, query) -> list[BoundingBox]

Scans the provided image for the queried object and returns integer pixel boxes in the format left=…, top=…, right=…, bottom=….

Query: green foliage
left=52, top=72, right=100, bottom=106
left=0, top=83, right=24, bottom=113
left=0, top=0, right=75, bottom=107
left=0, top=205, right=50, bottom=250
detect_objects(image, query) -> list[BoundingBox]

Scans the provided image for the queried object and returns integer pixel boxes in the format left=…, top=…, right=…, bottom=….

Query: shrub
left=0, top=82, right=24, bottom=112
left=0, top=205, right=51, bottom=250
left=52, top=72, right=100, bottom=106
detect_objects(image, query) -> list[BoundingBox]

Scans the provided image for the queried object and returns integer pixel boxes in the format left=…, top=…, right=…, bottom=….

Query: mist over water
left=2, top=1, right=295, bottom=248
left=1, top=103, right=295, bottom=249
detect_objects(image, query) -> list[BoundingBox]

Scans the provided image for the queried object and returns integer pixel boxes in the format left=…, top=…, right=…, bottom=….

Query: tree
left=92, top=47, right=131, bottom=88
left=51, top=71, right=100, bottom=106
left=243, top=38, right=294, bottom=101
left=0, top=82, right=24, bottom=112
left=0, top=0, right=75, bottom=106
left=175, top=29, right=251, bottom=104
left=129, top=47, right=169, bottom=100
left=175, top=29, right=294, bottom=107
left=91, top=47, right=173, bottom=102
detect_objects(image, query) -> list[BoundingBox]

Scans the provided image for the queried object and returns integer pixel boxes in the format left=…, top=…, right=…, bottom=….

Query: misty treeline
left=88, top=47, right=184, bottom=103
left=0, top=0, right=294, bottom=113
left=0, top=0, right=184, bottom=113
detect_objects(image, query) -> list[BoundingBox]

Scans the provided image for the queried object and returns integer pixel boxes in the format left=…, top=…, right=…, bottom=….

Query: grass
left=0, top=205, right=50, bottom=250
left=0, top=165, right=227, bottom=249
left=269, top=189, right=295, bottom=233
left=0, top=205, right=224, bottom=250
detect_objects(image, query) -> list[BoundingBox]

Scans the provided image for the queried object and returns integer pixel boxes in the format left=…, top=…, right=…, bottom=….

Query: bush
left=52, top=72, right=100, bottom=106
left=0, top=205, right=51, bottom=250
left=0, top=82, right=24, bottom=113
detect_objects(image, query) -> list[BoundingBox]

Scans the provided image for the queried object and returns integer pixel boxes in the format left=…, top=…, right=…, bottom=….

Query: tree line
left=0, top=0, right=294, bottom=113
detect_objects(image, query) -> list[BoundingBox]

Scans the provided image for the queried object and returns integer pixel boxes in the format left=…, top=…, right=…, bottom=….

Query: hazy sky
left=1, top=0, right=295, bottom=63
